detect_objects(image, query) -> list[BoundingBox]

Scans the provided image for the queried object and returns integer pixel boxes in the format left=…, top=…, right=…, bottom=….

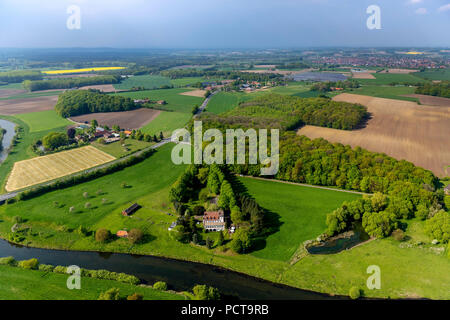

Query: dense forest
left=198, top=94, right=369, bottom=131
left=22, top=75, right=121, bottom=91
left=310, top=80, right=360, bottom=92
left=160, top=69, right=283, bottom=83
left=54, top=90, right=137, bottom=117
left=0, top=70, right=43, bottom=83
left=415, top=81, right=450, bottom=98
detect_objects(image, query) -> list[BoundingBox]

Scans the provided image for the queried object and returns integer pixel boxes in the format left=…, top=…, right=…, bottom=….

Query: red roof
left=203, top=210, right=224, bottom=220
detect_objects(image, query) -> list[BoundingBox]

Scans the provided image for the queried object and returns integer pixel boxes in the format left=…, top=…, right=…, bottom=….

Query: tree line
left=415, top=81, right=450, bottom=98
left=54, top=89, right=137, bottom=117
left=310, top=80, right=360, bottom=92
left=0, top=70, right=43, bottom=83
left=22, top=75, right=121, bottom=91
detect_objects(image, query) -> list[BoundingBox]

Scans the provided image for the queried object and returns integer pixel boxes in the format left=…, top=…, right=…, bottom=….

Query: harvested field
left=6, top=146, right=116, bottom=192
left=0, top=89, right=26, bottom=98
left=78, top=84, right=120, bottom=92
left=70, top=108, right=161, bottom=130
left=403, top=94, right=450, bottom=107
left=297, top=93, right=450, bottom=177
left=0, top=95, right=58, bottom=115
left=179, top=89, right=206, bottom=97
left=380, top=69, right=418, bottom=74
left=352, top=72, right=376, bottom=79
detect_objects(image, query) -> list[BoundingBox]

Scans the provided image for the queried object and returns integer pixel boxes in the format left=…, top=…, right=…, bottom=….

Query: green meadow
left=114, top=88, right=204, bottom=113
left=347, top=85, right=419, bottom=102
left=14, top=110, right=71, bottom=133
left=240, top=177, right=361, bottom=261
left=355, top=73, right=428, bottom=85
left=415, top=68, right=450, bottom=81
left=0, top=265, right=184, bottom=300
left=140, top=111, right=191, bottom=137
left=113, top=75, right=172, bottom=90
left=92, top=139, right=153, bottom=158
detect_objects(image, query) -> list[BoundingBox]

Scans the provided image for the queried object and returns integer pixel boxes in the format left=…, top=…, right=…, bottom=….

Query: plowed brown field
left=297, top=93, right=450, bottom=177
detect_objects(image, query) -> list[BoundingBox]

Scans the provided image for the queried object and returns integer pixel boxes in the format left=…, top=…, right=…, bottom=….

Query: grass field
left=0, top=145, right=448, bottom=299
left=355, top=73, right=428, bottom=85
left=114, top=88, right=204, bottom=113
left=0, top=83, right=24, bottom=90
left=43, top=67, right=125, bottom=75
left=347, top=85, right=418, bottom=102
left=240, top=177, right=361, bottom=261
left=0, top=264, right=184, bottom=300
left=6, top=146, right=116, bottom=192
left=140, top=111, right=191, bottom=137
left=92, top=139, right=153, bottom=158
left=113, top=75, right=172, bottom=90
left=14, top=110, right=71, bottom=133
left=415, top=68, right=450, bottom=81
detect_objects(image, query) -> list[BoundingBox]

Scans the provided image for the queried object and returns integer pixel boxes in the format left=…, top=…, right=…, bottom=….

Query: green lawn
left=114, top=88, right=204, bottom=113
left=140, top=111, right=191, bottom=137
left=0, top=265, right=184, bottom=300
left=347, top=85, right=419, bottom=102
left=14, top=110, right=71, bottom=133
left=0, top=90, right=62, bottom=101
left=92, top=139, right=153, bottom=158
left=113, top=75, right=172, bottom=90
left=355, top=73, right=428, bottom=85
left=240, top=177, right=361, bottom=261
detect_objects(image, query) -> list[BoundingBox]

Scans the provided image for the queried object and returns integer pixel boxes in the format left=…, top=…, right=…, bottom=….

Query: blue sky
left=0, top=0, right=449, bottom=48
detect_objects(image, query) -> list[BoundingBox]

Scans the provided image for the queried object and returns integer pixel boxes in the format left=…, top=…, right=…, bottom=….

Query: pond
left=0, top=239, right=345, bottom=300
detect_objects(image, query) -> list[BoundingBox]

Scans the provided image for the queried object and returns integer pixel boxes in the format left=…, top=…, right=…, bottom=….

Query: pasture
left=140, top=111, right=191, bottom=137
left=6, top=146, right=116, bottom=192
left=15, top=110, right=71, bottom=133
left=240, top=177, right=361, bottom=261
left=70, top=108, right=161, bottom=130
left=414, top=68, right=450, bottom=81
left=113, top=75, right=172, bottom=90
left=298, top=93, right=450, bottom=177
left=355, top=73, right=428, bottom=85
left=348, top=85, right=418, bottom=102
left=114, top=88, right=204, bottom=113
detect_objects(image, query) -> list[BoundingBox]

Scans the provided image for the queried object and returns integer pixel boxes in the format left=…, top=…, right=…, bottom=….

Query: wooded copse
left=415, top=81, right=450, bottom=98
left=22, top=75, right=121, bottom=91
left=54, top=90, right=137, bottom=117
left=0, top=70, right=43, bottom=83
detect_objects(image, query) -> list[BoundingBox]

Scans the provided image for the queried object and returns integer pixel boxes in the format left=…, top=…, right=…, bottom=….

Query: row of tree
left=22, top=75, right=121, bottom=91
left=0, top=70, right=42, bottom=83
left=415, top=81, right=450, bottom=98
left=310, top=80, right=360, bottom=92
left=55, top=89, right=137, bottom=117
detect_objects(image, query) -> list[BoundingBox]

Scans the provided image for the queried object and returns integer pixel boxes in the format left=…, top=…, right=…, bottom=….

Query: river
left=0, top=119, right=16, bottom=163
left=0, top=239, right=344, bottom=300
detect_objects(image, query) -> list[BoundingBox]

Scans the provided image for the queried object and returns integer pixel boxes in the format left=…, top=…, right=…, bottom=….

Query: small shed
left=122, top=203, right=141, bottom=216
left=116, top=230, right=128, bottom=238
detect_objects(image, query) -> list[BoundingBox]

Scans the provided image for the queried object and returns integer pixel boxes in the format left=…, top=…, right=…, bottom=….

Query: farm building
left=122, top=203, right=141, bottom=216
left=203, top=210, right=225, bottom=232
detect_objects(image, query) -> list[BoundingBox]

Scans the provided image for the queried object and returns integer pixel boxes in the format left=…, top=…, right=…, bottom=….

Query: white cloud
left=415, top=7, right=428, bottom=14
left=437, top=4, right=450, bottom=12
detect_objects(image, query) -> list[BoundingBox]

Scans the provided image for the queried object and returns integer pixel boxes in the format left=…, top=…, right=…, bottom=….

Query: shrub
left=38, top=264, right=54, bottom=272
left=205, top=237, right=213, bottom=249
left=95, top=228, right=111, bottom=243
left=425, top=210, right=450, bottom=243
left=18, top=258, right=39, bottom=270
left=98, top=288, right=121, bottom=300
left=128, top=228, right=144, bottom=244
left=391, top=229, right=406, bottom=242
left=127, top=293, right=143, bottom=300
left=349, top=286, right=361, bottom=299
left=53, top=266, right=67, bottom=274
left=12, top=216, right=23, bottom=224
left=153, top=281, right=168, bottom=291
left=0, top=256, right=16, bottom=266
left=192, top=285, right=220, bottom=300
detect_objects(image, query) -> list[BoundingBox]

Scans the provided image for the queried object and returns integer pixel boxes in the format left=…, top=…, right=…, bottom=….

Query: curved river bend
left=0, top=239, right=344, bottom=300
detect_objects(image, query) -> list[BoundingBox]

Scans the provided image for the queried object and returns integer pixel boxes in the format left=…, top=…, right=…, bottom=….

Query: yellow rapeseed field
left=6, top=146, right=116, bottom=192
left=42, top=67, right=125, bottom=75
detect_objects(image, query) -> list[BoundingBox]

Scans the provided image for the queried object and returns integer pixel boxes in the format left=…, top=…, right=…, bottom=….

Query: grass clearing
left=240, top=177, right=361, bottom=261
left=6, top=146, right=116, bottom=192
left=140, top=111, right=191, bottom=137
left=14, top=110, right=71, bottom=133
left=0, top=265, right=184, bottom=300
left=114, top=88, right=204, bottom=113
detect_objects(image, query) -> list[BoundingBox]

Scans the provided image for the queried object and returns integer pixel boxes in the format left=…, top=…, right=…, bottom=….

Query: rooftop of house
left=203, top=210, right=224, bottom=221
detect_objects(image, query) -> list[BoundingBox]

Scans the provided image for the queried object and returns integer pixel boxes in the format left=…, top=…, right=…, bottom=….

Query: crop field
left=70, top=108, right=161, bottom=130
left=113, top=75, right=172, bottom=90
left=179, top=89, right=206, bottom=97
left=0, top=90, right=62, bottom=101
left=403, top=94, right=450, bottom=107
left=140, top=111, right=191, bottom=137
left=6, top=146, right=116, bottom=192
left=42, top=67, right=125, bottom=75
left=298, top=93, right=450, bottom=177
left=348, top=85, right=418, bottom=102
left=240, top=177, right=361, bottom=261
left=0, top=95, right=58, bottom=115
left=355, top=73, right=428, bottom=85
left=412, top=69, right=450, bottom=81
left=114, top=88, right=204, bottom=113
left=78, top=84, right=119, bottom=92
left=15, top=110, right=71, bottom=133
